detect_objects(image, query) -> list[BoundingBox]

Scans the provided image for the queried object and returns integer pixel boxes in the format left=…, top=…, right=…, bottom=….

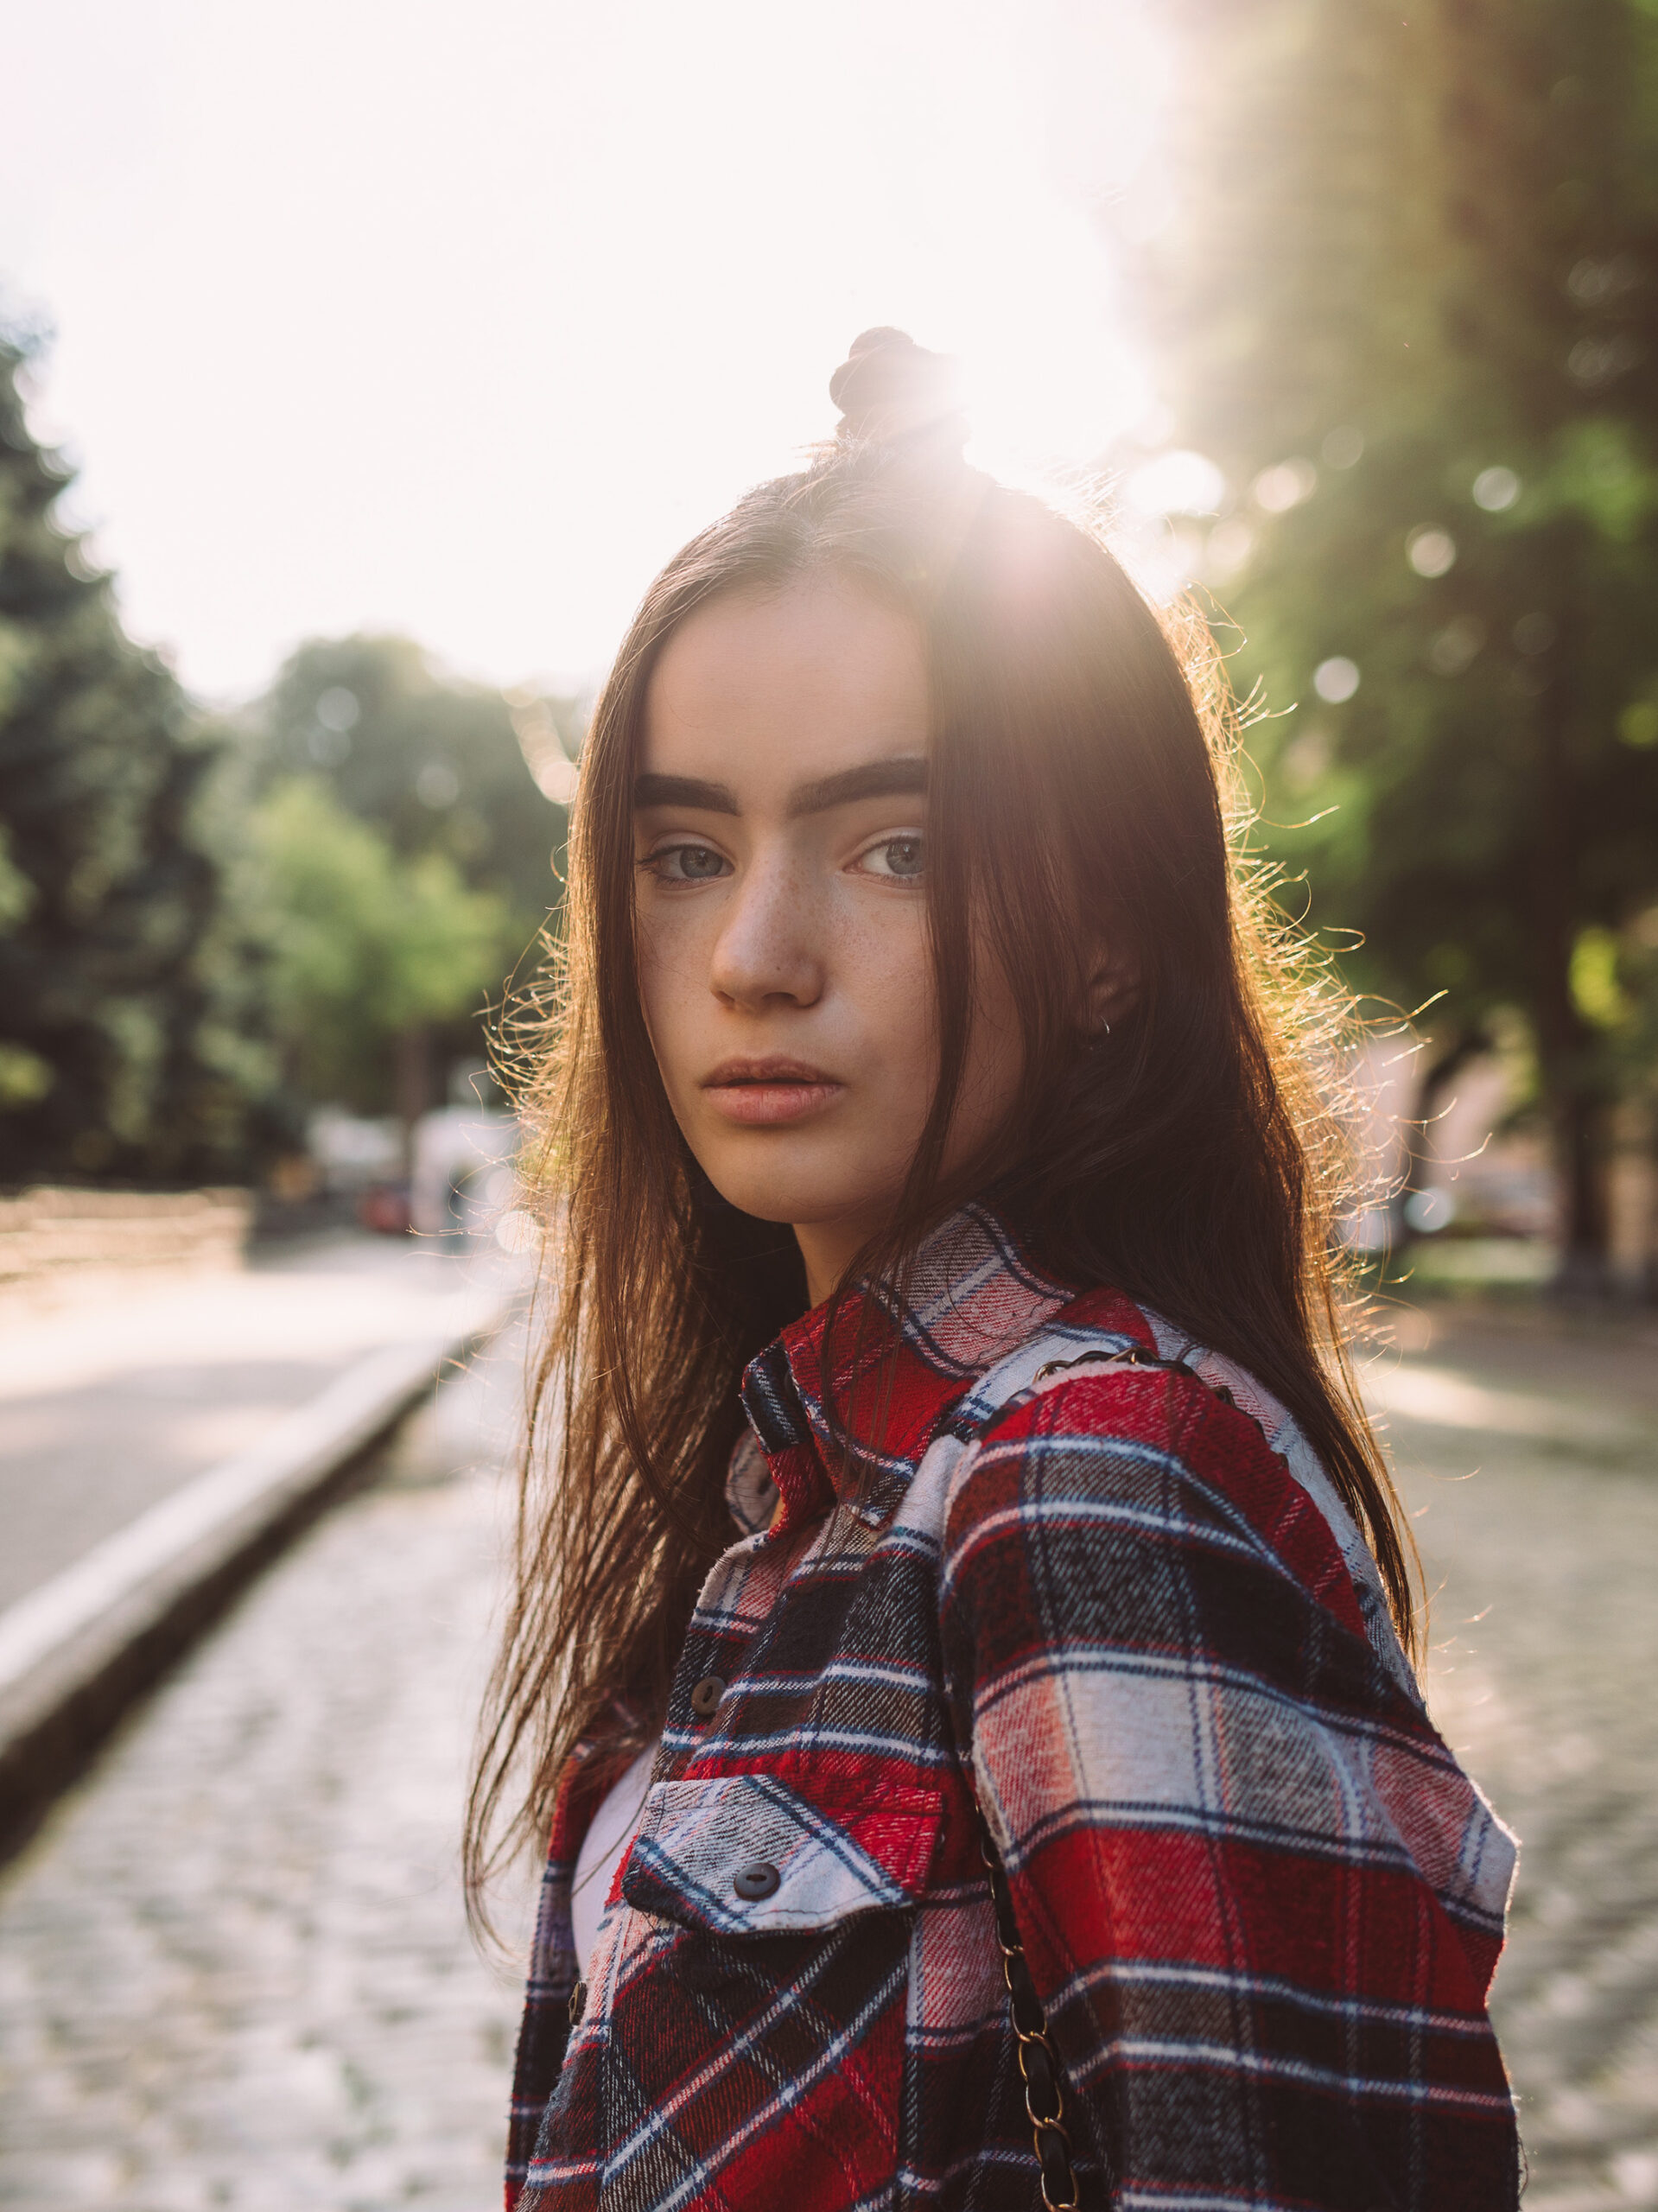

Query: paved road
left=0, top=1236, right=502, bottom=1612
left=0, top=1298, right=1652, bottom=2209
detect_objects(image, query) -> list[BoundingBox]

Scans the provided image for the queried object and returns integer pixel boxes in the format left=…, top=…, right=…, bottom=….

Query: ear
left=1084, top=939, right=1139, bottom=1033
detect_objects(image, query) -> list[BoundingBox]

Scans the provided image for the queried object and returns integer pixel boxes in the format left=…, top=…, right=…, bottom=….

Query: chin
left=704, top=1175, right=842, bottom=1228
left=698, top=1147, right=894, bottom=1235
left=709, top=1183, right=800, bottom=1227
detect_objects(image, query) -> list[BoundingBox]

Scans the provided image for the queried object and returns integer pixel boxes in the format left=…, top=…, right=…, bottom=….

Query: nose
left=708, top=849, right=825, bottom=1014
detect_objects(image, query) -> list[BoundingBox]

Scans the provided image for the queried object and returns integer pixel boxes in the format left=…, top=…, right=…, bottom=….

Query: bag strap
left=963, top=1336, right=1206, bottom=2209
left=975, top=1807, right=1085, bottom=2209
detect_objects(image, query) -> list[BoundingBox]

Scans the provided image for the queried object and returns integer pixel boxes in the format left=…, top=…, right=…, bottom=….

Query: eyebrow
left=632, top=772, right=739, bottom=814
left=787, top=756, right=927, bottom=817
left=632, top=756, right=927, bottom=818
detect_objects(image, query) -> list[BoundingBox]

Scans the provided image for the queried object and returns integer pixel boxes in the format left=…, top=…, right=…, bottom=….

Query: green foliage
left=247, top=778, right=513, bottom=1115
left=249, top=633, right=572, bottom=935
left=1133, top=0, right=1658, bottom=1268
left=0, top=1042, right=53, bottom=1108
left=236, top=634, right=573, bottom=1125
left=0, top=330, right=273, bottom=1184
left=1571, top=925, right=1630, bottom=1029
left=0, top=340, right=572, bottom=1173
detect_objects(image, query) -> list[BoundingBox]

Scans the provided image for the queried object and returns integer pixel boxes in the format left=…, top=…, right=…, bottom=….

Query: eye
left=648, top=842, right=732, bottom=882
left=857, top=834, right=925, bottom=881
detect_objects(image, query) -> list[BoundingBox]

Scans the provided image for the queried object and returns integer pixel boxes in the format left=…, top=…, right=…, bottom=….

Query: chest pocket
left=574, top=1773, right=943, bottom=2209
left=619, top=1769, right=943, bottom=1936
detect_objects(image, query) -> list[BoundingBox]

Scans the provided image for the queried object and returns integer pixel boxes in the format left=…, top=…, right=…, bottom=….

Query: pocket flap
left=620, top=1770, right=943, bottom=1936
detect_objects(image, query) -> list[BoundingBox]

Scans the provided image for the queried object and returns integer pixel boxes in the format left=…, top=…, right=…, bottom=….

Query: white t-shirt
left=570, top=1746, right=656, bottom=1976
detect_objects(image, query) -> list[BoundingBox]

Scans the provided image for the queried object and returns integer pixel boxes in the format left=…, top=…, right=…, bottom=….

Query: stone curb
left=0, top=1287, right=517, bottom=1863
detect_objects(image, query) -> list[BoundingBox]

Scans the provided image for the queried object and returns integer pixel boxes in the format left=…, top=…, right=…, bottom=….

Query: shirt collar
left=734, top=1203, right=1077, bottom=1531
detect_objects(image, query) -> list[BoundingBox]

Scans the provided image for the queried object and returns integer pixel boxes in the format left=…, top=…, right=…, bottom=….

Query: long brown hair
left=467, top=348, right=1417, bottom=1920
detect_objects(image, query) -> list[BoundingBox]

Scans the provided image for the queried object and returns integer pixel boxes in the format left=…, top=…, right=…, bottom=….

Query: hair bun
left=829, top=328, right=966, bottom=453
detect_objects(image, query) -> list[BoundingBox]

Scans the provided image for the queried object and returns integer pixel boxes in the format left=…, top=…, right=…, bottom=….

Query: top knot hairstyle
left=467, top=334, right=1418, bottom=1920
left=829, top=326, right=969, bottom=454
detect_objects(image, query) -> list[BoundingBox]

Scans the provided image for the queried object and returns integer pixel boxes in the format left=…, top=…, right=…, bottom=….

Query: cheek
left=635, top=906, right=708, bottom=1081
left=847, top=907, right=936, bottom=1065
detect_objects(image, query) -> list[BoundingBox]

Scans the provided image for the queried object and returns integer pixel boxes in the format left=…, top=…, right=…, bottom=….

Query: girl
left=473, top=330, right=1520, bottom=2210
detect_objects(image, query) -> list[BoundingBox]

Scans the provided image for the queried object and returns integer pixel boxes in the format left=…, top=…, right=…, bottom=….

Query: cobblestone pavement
left=1389, top=1351, right=1658, bottom=2210
left=0, top=1301, right=1653, bottom=2208
left=0, top=1327, right=537, bottom=2211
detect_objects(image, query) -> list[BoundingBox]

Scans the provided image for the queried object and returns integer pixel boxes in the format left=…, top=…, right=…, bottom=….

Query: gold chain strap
left=963, top=1338, right=1166, bottom=2206
left=975, top=1817, right=1082, bottom=2210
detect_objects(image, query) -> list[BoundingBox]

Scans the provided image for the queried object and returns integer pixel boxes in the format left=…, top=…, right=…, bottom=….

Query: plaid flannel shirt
left=506, top=1205, right=1520, bottom=2210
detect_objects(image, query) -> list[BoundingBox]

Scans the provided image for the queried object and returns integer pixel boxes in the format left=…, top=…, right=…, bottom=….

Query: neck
left=792, top=1213, right=886, bottom=1307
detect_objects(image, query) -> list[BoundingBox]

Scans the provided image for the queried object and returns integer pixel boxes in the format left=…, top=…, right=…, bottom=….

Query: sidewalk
left=0, top=1231, right=527, bottom=1858
left=1372, top=1294, right=1658, bottom=2209
left=0, top=1233, right=517, bottom=1612
left=1374, top=1291, right=1658, bottom=1430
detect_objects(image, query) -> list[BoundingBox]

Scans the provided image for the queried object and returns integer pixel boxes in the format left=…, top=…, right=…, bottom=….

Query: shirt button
left=733, top=1860, right=780, bottom=1901
left=689, top=1674, right=726, bottom=1719
left=568, top=1979, right=587, bottom=2026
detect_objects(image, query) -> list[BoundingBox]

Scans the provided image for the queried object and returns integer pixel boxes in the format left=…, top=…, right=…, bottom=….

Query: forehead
left=642, top=577, right=929, bottom=785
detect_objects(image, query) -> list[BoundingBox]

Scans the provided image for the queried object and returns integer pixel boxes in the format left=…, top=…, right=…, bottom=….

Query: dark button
left=689, top=1674, right=726, bottom=1719
left=733, top=1859, right=780, bottom=1901
left=567, top=1978, right=587, bottom=2026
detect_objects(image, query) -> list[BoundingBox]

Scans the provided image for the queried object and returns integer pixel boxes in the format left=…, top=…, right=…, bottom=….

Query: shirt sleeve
left=937, top=1365, right=1521, bottom=2211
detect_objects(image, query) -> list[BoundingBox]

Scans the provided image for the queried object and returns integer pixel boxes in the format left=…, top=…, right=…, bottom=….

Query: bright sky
left=1, top=0, right=1167, bottom=701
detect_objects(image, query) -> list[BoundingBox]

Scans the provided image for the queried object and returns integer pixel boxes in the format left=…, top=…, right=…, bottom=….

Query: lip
left=701, top=1056, right=845, bottom=1127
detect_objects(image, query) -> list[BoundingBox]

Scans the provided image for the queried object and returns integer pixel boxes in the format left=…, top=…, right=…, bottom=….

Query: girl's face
left=635, top=576, right=1022, bottom=1305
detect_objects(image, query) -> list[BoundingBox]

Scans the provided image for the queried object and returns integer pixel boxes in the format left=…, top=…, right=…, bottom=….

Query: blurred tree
left=247, top=777, right=514, bottom=1158
left=252, top=634, right=571, bottom=925
left=1134, top=0, right=1658, bottom=1289
left=0, top=329, right=272, bottom=1185
left=247, top=633, right=573, bottom=1125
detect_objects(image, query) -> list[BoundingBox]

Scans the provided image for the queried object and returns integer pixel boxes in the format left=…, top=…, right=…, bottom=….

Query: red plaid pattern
left=506, top=1205, right=1520, bottom=2209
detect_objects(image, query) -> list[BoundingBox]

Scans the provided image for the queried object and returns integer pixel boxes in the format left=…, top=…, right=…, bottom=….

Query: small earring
left=1098, top=1014, right=1112, bottom=1038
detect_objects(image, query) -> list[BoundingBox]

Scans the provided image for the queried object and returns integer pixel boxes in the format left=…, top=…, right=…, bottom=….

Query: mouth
left=701, top=1057, right=845, bottom=1127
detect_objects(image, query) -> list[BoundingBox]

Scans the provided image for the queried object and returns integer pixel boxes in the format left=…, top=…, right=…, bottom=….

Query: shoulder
left=940, top=1294, right=1367, bottom=1644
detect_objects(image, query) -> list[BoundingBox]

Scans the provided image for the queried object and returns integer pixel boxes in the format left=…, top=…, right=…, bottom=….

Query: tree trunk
left=395, top=1027, right=431, bottom=1180
left=1532, top=663, right=1610, bottom=1296
left=1390, top=1024, right=1489, bottom=1251
left=1549, top=1084, right=1610, bottom=1295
